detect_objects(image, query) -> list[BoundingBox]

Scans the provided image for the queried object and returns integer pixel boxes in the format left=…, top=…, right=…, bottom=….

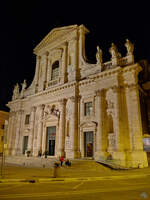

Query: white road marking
left=73, top=181, right=84, bottom=190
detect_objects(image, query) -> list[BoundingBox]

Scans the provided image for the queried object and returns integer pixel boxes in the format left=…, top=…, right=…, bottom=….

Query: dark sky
left=0, top=1, right=150, bottom=112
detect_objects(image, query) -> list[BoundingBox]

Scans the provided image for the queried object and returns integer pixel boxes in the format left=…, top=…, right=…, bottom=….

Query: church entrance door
left=23, top=136, right=28, bottom=154
left=84, top=132, right=93, bottom=157
left=46, top=126, right=56, bottom=156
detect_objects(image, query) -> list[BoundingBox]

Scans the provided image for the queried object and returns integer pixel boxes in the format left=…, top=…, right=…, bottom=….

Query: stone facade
left=0, top=110, right=9, bottom=154
left=7, top=24, right=148, bottom=168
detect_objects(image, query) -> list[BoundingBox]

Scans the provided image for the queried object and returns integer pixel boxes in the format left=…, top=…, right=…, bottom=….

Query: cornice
left=79, top=66, right=121, bottom=87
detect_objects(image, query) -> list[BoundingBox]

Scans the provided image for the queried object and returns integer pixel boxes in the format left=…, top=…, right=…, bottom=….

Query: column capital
left=10, top=111, right=16, bottom=117
left=69, top=96, right=77, bottom=102
left=17, top=109, right=24, bottom=115
left=31, top=106, right=36, bottom=112
left=38, top=104, right=45, bottom=110
left=37, top=55, right=41, bottom=60
left=58, top=98, right=67, bottom=105
left=124, top=83, right=138, bottom=91
left=111, top=85, right=122, bottom=93
left=44, top=51, right=49, bottom=56
left=95, top=88, right=106, bottom=96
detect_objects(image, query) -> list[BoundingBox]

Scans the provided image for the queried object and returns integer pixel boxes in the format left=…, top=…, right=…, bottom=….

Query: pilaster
left=94, top=89, right=108, bottom=160
left=125, top=83, right=148, bottom=168
left=35, top=56, right=41, bottom=92
left=65, top=96, right=78, bottom=158
left=34, top=104, right=44, bottom=156
left=28, top=106, right=36, bottom=153
left=13, top=110, right=24, bottom=155
left=57, top=98, right=66, bottom=157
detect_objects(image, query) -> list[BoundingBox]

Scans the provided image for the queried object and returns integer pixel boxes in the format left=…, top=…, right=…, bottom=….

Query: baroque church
left=7, top=24, right=148, bottom=168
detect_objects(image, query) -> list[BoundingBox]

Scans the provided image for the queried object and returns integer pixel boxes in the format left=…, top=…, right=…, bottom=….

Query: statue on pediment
left=21, top=80, right=27, bottom=91
left=125, top=39, right=134, bottom=55
left=96, top=46, right=103, bottom=65
left=20, top=80, right=27, bottom=98
left=109, top=43, right=121, bottom=58
left=12, top=83, right=19, bottom=100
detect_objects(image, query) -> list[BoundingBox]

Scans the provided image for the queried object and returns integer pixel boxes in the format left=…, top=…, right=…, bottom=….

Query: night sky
left=0, top=1, right=150, bottom=112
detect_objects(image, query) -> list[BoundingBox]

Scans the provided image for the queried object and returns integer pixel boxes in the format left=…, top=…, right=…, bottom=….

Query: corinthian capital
left=31, top=106, right=36, bottom=112
left=58, top=98, right=67, bottom=106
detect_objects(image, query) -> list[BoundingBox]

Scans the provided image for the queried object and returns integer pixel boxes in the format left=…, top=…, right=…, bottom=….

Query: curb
left=0, top=173, right=150, bottom=184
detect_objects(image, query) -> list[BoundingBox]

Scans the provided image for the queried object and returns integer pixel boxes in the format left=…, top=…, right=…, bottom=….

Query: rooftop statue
left=96, top=46, right=103, bottom=65
left=21, top=80, right=27, bottom=91
left=20, top=80, right=27, bottom=98
left=109, top=43, right=119, bottom=58
left=12, top=83, right=19, bottom=100
left=109, top=43, right=122, bottom=59
left=125, top=39, right=134, bottom=55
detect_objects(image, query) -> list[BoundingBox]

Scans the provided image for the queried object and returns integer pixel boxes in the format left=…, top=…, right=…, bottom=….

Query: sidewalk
left=0, top=156, right=150, bottom=183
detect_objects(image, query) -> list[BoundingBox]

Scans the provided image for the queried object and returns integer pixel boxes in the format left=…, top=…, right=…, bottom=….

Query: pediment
left=80, top=121, right=97, bottom=128
left=34, top=25, right=78, bottom=54
left=42, top=113, right=58, bottom=122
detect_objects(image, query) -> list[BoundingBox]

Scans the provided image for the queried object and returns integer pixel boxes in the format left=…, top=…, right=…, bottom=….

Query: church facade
left=7, top=24, right=148, bottom=168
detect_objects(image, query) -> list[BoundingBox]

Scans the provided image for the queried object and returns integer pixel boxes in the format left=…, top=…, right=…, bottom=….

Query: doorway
left=46, top=126, right=56, bottom=156
left=84, top=131, right=93, bottom=157
left=23, top=136, right=28, bottom=154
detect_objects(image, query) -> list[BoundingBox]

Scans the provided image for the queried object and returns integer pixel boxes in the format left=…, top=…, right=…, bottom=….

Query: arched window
left=51, top=61, right=59, bottom=80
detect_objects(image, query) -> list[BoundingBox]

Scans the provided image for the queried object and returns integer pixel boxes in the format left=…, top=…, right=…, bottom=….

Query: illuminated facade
left=0, top=110, right=9, bottom=153
left=7, top=25, right=148, bottom=168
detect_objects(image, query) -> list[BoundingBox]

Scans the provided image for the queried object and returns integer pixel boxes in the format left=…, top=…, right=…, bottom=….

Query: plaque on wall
left=65, top=136, right=71, bottom=149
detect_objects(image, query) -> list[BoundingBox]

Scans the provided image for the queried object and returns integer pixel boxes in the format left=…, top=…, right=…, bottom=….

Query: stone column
left=13, top=110, right=23, bottom=155
left=41, top=124, right=47, bottom=155
left=125, top=84, right=148, bottom=168
left=61, top=42, right=68, bottom=84
left=36, top=104, right=44, bottom=156
left=111, top=86, right=126, bottom=165
left=28, top=106, right=36, bottom=154
left=34, top=56, right=41, bottom=88
left=43, top=51, right=49, bottom=90
left=77, top=96, right=81, bottom=157
left=66, top=96, right=78, bottom=158
left=74, top=36, right=79, bottom=81
left=78, top=25, right=86, bottom=65
left=95, top=89, right=108, bottom=160
left=7, top=111, right=15, bottom=154
left=57, top=98, right=66, bottom=157
left=9, top=111, right=17, bottom=155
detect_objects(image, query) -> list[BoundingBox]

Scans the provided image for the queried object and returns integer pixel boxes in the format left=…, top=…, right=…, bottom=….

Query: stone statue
left=12, top=83, right=19, bottom=100
left=125, top=39, right=134, bottom=55
left=21, top=80, right=27, bottom=91
left=96, top=46, right=103, bottom=65
left=20, top=80, right=27, bottom=98
left=109, top=43, right=120, bottom=58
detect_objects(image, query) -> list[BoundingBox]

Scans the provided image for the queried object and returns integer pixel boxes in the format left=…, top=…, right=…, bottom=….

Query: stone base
left=94, top=151, right=108, bottom=161
left=110, top=151, right=126, bottom=166
left=65, top=150, right=79, bottom=159
left=126, top=151, right=148, bottom=168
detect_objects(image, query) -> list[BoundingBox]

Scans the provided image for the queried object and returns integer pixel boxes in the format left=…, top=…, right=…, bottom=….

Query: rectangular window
left=25, top=114, right=30, bottom=125
left=1, top=136, right=4, bottom=142
left=1, top=124, right=4, bottom=129
left=84, top=102, right=93, bottom=116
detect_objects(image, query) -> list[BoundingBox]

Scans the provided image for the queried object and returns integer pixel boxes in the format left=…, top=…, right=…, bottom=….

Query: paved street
left=0, top=157, right=150, bottom=199
left=0, top=176, right=150, bottom=200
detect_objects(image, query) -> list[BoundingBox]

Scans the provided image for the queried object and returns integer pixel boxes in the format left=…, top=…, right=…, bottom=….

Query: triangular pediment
left=80, top=121, right=97, bottom=128
left=34, top=24, right=78, bottom=53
